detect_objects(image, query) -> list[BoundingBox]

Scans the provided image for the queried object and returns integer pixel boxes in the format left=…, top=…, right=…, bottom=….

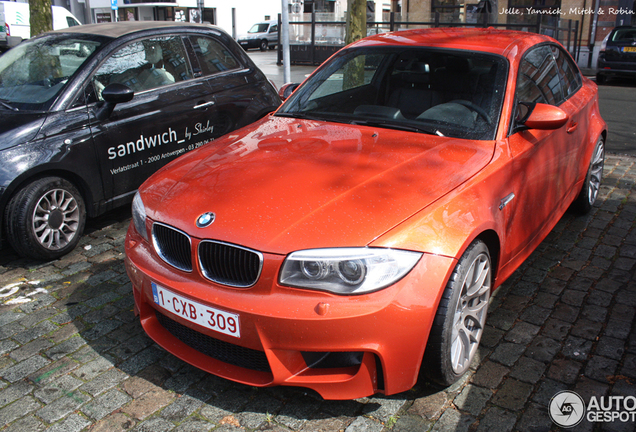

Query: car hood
left=142, top=117, right=495, bottom=254
left=0, top=111, right=47, bottom=151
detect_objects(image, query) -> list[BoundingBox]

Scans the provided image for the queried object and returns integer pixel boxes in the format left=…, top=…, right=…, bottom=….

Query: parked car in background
left=0, top=2, right=81, bottom=51
left=125, top=28, right=606, bottom=399
left=596, top=25, right=636, bottom=84
left=237, top=20, right=278, bottom=51
left=0, top=21, right=281, bottom=260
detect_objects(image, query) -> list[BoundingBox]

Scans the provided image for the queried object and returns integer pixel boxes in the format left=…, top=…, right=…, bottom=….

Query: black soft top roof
left=51, top=21, right=224, bottom=39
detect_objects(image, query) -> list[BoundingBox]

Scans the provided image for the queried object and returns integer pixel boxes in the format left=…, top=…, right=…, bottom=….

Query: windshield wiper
left=0, top=99, right=19, bottom=112
left=274, top=112, right=308, bottom=119
left=350, top=119, right=438, bottom=135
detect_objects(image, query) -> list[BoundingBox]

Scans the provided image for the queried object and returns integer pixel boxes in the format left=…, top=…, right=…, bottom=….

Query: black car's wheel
left=5, top=177, right=86, bottom=260
left=596, top=73, right=607, bottom=85
left=572, top=137, right=605, bottom=214
left=260, top=40, right=268, bottom=51
left=423, top=240, right=492, bottom=386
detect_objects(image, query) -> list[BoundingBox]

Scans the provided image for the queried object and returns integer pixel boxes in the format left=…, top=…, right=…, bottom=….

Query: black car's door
left=186, top=34, right=258, bottom=136
left=87, top=35, right=221, bottom=208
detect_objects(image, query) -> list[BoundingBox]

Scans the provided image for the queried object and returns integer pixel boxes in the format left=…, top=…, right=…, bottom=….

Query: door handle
left=567, top=122, right=578, bottom=134
left=193, top=101, right=215, bottom=110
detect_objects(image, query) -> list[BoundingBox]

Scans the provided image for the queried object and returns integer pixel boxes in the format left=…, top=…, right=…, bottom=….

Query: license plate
left=152, top=282, right=240, bottom=338
left=623, top=47, right=636, bottom=52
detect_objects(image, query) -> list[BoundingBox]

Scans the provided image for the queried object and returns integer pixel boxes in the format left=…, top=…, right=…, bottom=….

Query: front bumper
left=124, top=223, right=455, bottom=399
left=238, top=39, right=260, bottom=49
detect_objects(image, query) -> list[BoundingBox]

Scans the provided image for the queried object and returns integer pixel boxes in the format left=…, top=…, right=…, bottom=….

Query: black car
left=597, top=25, right=636, bottom=84
left=0, top=22, right=281, bottom=260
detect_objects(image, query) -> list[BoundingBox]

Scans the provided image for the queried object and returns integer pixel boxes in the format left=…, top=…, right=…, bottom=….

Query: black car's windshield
left=0, top=33, right=109, bottom=111
left=611, top=27, right=636, bottom=42
left=277, top=46, right=508, bottom=140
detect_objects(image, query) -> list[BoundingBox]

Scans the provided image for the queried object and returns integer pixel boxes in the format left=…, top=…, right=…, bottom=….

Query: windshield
left=278, top=46, right=508, bottom=140
left=0, top=33, right=109, bottom=111
left=611, top=27, right=636, bottom=42
left=248, top=23, right=270, bottom=33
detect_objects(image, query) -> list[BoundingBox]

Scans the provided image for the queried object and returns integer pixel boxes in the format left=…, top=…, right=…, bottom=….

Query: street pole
left=281, top=0, right=291, bottom=83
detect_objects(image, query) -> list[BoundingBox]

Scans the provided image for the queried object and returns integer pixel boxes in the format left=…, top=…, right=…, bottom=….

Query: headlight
left=131, top=192, right=148, bottom=241
left=279, top=248, right=422, bottom=295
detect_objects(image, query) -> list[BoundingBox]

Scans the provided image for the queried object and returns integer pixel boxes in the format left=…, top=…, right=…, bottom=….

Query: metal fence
left=278, top=11, right=580, bottom=66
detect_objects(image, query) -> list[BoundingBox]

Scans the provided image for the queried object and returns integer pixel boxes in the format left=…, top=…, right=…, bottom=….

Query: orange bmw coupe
left=125, top=28, right=607, bottom=400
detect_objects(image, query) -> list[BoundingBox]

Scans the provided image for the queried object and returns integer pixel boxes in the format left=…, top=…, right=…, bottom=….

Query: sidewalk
left=0, top=151, right=634, bottom=431
left=247, top=50, right=316, bottom=88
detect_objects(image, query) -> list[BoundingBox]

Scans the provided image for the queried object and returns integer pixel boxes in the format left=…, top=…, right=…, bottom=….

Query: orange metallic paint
left=125, top=28, right=607, bottom=399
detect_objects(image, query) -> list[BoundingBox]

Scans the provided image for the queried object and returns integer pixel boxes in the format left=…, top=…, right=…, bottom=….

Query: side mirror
left=96, top=83, right=134, bottom=120
left=278, top=82, right=300, bottom=101
left=102, top=83, right=134, bottom=104
left=519, top=102, right=568, bottom=130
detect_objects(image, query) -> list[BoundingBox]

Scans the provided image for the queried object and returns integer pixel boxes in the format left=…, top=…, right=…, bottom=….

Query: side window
left=67, top=17, right=80, bottom=27
left=516, top=45, right=564, bottom=106
left=92, top=36, right=193, bottom=100
left=550, top=45, right=582, bottom=99
left=270, top=25, right=278, bottom=33
left=188, top=36, right=239, bottom=76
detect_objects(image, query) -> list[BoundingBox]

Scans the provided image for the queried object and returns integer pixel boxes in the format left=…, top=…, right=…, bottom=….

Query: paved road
left=597, top=79, right=636, bottom=156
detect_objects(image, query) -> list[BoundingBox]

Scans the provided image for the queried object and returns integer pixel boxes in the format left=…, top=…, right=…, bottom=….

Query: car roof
left=50, top=21, right=223, bottom=39
left=353, top=27, right=555, bottom=57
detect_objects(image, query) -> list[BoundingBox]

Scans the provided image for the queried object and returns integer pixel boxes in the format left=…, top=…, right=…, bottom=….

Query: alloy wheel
left=32, top=188, right=81, bottom=250
left=450, top=252, right=491, bottom=374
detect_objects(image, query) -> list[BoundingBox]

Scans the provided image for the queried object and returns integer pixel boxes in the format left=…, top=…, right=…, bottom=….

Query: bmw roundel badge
left=196, top=212, right=216, bottom=228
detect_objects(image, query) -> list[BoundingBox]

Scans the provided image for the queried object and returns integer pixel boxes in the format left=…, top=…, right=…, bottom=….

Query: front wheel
left=260, top=39, right=268, bottom=51
left=571, top=137, right=605, bottom=214
left=4, top=177, right=86, bottom=260
left=423, top=240, right=492, bottom=386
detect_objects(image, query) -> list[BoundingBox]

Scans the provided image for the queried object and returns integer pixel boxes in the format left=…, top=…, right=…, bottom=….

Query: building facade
left=17, top=0, right=634, bottom=67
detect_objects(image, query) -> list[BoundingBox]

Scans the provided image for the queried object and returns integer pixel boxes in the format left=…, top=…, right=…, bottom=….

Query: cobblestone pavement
left=0, top=153, right=635, bottom=432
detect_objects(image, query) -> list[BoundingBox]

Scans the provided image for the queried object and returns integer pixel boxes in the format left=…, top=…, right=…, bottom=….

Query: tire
left=596, top=73, right=607, bottom=85
left=260, top=39, right=268, bottom=51
left=571, top=137, right=605, bottom=214
left=423, top=240, right=492, bottom=386
left=4, top=177, right=86, bottom=260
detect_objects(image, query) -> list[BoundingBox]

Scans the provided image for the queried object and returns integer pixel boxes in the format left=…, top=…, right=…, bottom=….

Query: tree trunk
left=344, top=0, right=366, bottom=90
left=345, top=0, right=366, bottom=46
left=30, top=0, right=53, bottom=38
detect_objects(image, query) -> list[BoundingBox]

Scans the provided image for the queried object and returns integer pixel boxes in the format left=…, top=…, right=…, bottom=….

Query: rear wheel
left=423, top=240, right=492, bottom=386
left=5, top=177, right=86, bottom=260
left=596, top=73, right=607, bottom=85
left=572, top=137, right=605, bottom=214
left=260, top=39, right=268, bottom=51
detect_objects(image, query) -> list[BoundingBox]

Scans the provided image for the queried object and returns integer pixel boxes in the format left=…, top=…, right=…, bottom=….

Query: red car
left=125, top=28, right=606, bottom=400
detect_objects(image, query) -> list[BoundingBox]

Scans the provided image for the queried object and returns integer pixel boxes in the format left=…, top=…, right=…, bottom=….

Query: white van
left=0, top=2, right=81, bottom=51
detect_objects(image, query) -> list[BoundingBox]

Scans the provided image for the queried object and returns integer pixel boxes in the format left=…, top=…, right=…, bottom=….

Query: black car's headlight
left=132, top=192, right=148, bottom=241
left=279, top=248, right=422, bottom=295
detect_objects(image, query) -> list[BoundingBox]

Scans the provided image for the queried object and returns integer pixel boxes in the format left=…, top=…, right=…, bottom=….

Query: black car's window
left=0, top=34, right=107, bottom=110
left=92, top=36, right=193, bottom=100
left=611, top=28, right=636, bottom=42
left=188, top=36, right=239, bottom=76
left=550, top=45, right=581, bottom=99
left=516, top=45, right=564, bottom=106
left=279, top=47, right=508, bottom=140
